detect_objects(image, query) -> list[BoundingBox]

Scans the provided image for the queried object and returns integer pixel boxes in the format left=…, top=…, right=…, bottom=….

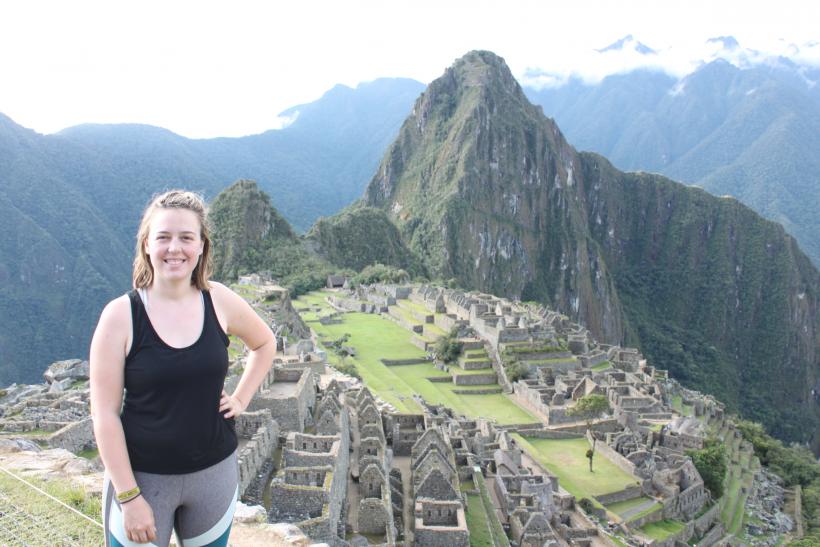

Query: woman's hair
left=133, top=190, right=212, bottom=290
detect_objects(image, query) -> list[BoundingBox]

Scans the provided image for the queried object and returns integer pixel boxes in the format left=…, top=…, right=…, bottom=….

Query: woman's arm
left=89, top=296, right=156, bottom=544
left=211, top=283, right=276, bottom=417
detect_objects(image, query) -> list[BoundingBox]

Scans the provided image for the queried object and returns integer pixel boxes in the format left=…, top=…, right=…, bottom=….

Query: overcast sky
left=1, top=0, right=818, bottom=138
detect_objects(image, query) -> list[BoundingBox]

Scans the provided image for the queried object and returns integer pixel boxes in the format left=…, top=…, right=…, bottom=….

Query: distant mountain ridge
left=0, top=78, right=423, bottom=384
left=524, top=58, right=820, bottom=265
left=315, top=51, right=819, bottom=450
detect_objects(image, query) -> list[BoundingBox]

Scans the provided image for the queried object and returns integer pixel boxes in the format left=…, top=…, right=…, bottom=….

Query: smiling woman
left=89, top=190, right=277, bottom=547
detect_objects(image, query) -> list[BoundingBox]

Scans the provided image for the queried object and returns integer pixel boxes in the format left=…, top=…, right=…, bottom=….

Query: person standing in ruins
left=90, top=190, right=276, bottom=546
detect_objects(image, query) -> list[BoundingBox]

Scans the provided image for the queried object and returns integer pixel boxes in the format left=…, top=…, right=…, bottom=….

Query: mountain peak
left=445, top=50, right=520, bottom=91
left=707, top=35, right=740, bottom=50
left=596, top=35, right=656, bottom=55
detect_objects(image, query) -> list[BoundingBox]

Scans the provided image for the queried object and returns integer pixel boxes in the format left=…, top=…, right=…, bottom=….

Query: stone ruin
left=269, top=385, right=350, bottom=545
left=410, top=425, right=469, bottom=547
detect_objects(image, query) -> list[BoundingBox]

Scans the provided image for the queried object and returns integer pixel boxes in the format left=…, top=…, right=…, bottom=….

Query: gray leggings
left=103, top=451, right=238, bottom=547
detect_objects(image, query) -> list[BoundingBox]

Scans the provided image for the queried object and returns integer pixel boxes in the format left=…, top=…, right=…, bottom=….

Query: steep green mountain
left=0, top=114, right=129, bottom=385
left=524, top=59, right=820, bottom=265
left=306, top=206, right=422, bottom=274
left=209, top=180, right=337, bottom=294
left=342, top=51, right=818, bottom=449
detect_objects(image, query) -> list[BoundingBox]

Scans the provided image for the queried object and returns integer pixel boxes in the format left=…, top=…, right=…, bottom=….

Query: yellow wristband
left=116, top=486, right=140, bottom=503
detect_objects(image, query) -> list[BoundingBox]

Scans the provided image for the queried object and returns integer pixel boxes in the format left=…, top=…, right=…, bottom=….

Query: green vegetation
left=0, top=472, right=103, bottom=545
left=473, top=473, right=511, bottom=546
left=512, top=435, right=640, bottom=498
left=637, top=519, right=685, bottom=541
left=501, top=343, right=568, bottom=357
left=77, top=448, right=99, bottom=460
left=506, top=361, right=529, bottom=382
left=567, top=394, right=611, bottom=471
left=590, top=360, right=611, bottom=372
left=294, top=292, right=535, bottom=423
left=434, top=327, right=463, bottom=365
left=736, top=420, right=820, bottom=540
left=307, top=206, right=424, bottom=275
left=349, top=263, right=410, bottom=286
left=209, top=180, right=344, bottom=296
left=605, top=496, right=657, bottom=517
left=465, top=494, right=493, bottom=546
left=687, top=439, right=727, bottom=498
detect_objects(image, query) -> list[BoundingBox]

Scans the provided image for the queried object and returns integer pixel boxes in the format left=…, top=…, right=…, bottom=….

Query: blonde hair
left=133, top=190, right=212, bottom=290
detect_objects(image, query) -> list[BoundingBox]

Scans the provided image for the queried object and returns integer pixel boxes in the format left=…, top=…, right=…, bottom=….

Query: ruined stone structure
left=269, top=386, right=350, bottom=545
left=240, top=366, right=316, bottom=433
left=410, top=426, right=469, bottom=546
left=351, top=388, right=396, bottom=541
left=492, top=446, right=559, bottom=546
left=235, top=409, right=279, bottom=498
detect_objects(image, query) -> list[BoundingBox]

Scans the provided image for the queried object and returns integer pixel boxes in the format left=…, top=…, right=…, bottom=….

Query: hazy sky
left=1, top=0, right=818, bottom=138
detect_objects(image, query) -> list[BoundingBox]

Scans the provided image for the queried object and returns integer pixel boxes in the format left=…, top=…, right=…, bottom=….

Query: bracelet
left=116, top=486, right=141, bottom=503
left=120, top=492, right=142, bottom=505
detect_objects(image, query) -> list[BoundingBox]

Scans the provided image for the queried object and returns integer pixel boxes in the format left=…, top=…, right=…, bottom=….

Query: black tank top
left=121, top=289, right=237, bottom=474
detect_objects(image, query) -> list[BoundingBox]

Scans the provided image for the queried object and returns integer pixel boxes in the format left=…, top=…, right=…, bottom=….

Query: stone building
left=269, top=387, right=350, bottom=545
left=352, top=387, right=395, bottom=541
left=410, top=426, right=469, bottom=546
left=240, top=366, right=316, bottom=433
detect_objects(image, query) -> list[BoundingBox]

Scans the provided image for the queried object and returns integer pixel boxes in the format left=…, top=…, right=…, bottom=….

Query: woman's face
left=144, top=208, right=204, bottom=283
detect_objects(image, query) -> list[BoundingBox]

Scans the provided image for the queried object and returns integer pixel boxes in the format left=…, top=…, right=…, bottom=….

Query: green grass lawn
left=397, top=299, right=433, bottom=315
left=295, top=292, right=536, bottom=424
left=451, top=367, right=496, bottom=376
left=605, top=496, right=658, bottom=517
left=591, top=360, right=611, bottom=371
left=512, top=435, right=641, bottom=499
left=389, top=304, right=423, bottom=325
left=671, top=395, right=693, bottom=416
left=465, top=494, right=493, bottom=547
left=423, top=322, right=447, bottom=337
left=638, top=519, right=685, bottom=541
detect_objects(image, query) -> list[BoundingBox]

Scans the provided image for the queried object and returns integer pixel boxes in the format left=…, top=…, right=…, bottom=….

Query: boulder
left=49, top=378, right=74, bottom=393
left=43, top=359, right=89, bottom=384
left=0, top=438, right=41, bottom=454
left=233, top=501, right=267, bottom=523
left=0, top=384, right=48, bottom=407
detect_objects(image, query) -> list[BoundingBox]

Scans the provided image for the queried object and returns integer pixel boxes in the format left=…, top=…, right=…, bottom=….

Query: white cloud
left=0, top=0, right=818, bottom=137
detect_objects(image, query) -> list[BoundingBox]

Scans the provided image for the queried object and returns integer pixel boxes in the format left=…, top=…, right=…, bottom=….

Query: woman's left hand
left=219, top=390, right=245, bottom=419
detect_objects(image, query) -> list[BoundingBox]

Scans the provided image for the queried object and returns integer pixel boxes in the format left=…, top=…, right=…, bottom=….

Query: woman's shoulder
left=98, top=293, right=133, bottom=326
left=207, top=281, right=243, bottom=308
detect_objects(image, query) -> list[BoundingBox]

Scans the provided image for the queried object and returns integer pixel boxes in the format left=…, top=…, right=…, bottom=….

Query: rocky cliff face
left=364, top=51, right=626, bottom=342
left=357, top=51, right=819, bottom=448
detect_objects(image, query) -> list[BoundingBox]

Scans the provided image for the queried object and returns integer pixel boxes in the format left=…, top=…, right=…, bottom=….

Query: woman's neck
left=148, top=278, right=198, bottom=301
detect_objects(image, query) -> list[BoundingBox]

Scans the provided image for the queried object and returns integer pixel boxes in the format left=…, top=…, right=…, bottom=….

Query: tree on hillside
left=568, top=394, right=611, bottom=472
left=434, top=328, right=463, bottom=364
left=686, top=439, right=727, bottom=498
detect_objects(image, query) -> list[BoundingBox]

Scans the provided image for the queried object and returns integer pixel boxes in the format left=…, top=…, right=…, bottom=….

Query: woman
left=90, top=190, right=276, bottom=546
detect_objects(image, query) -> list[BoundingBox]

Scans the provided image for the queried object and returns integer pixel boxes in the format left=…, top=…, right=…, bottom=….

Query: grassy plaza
left=293, top=291, right=537, bottom=424
left=511, top=435, right=641, bottom=499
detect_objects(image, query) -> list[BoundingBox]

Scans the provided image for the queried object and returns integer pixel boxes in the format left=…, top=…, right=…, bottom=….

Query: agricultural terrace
left=293, top=291, right=537, bottom=425
left=511, top=435, right=641, bottom=500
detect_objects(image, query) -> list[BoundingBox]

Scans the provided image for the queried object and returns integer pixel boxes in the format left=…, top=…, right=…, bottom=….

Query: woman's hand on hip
left=122, top=495, right=156, bottom=544
left=220, top=389, right=245, bottom=419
